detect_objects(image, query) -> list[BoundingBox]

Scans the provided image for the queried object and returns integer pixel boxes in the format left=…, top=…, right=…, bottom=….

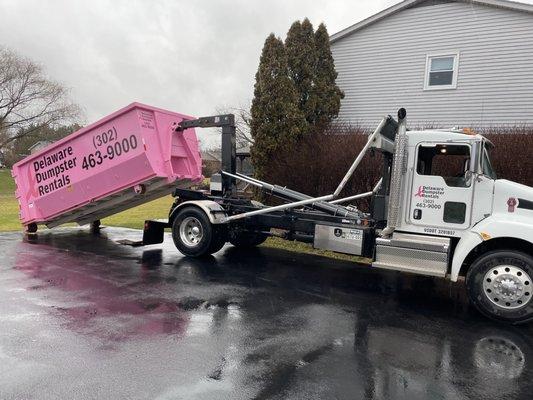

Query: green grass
left=262, top=236, right=370, bottom=263
left=0, top=169, right=368, bottom=263
left=0, top=169, right=15, bottom=194
left=101, top=195, right=174, bottom=229
left=0, top=169, right=20, bottom=231
left=0, top=169, right=175, bottom=231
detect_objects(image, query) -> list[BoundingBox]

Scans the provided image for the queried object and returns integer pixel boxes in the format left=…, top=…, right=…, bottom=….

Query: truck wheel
left=172, top=207, right=220, bottom=257
left=229, top=231, right=267, bottom=248
left=466, top=250, right=533, bottom=324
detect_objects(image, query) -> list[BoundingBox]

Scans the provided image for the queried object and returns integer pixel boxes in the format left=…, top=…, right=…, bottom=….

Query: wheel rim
left=179, top=216, right=203, bottom=247
left=483, top=265, right=532, bottom=310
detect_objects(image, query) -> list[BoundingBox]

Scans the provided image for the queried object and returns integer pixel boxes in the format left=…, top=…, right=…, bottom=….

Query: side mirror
left=465, top=170, right=474, bottom=186
left=470, top=141, right=482, bottom=174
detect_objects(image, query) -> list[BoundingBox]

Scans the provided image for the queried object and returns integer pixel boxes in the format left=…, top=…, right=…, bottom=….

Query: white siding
left=331, top=1, right=533, bottom=128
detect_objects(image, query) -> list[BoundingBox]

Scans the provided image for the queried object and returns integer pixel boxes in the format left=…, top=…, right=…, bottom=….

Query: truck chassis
left=141, top=110, right=533, bottom=325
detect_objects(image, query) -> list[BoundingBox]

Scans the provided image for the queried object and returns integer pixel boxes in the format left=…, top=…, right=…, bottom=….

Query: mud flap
left=117, top=220, right=169, bottom=247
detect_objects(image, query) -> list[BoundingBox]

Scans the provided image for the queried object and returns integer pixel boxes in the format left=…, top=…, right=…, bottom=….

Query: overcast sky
left=0, top=0, right=404, bottom=146
left=2, top=0, right=532, bottom=147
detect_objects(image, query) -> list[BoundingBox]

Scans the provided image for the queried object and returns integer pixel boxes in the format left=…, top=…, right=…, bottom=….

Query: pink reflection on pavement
left=15, top=244, right=189, bottom=343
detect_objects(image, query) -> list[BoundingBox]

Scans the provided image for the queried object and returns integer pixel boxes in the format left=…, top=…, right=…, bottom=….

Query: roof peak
left=330, top=0, right=533, bottom=43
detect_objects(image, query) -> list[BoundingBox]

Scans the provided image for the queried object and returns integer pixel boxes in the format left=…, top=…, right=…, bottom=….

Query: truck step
left=376, top=232, right=450, bottom=253
left=373, top=232, right=450, bottom=277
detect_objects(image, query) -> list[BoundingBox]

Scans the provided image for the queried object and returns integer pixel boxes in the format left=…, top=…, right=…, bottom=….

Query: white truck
left=142, top=109, right=533, bottom=324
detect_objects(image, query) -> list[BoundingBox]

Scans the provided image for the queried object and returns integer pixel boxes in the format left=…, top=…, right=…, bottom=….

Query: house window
left=424, top=53, right=459, bottom=90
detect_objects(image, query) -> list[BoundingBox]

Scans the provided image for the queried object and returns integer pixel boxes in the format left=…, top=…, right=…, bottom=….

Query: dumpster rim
left=11, top=102, right=196, bottom=169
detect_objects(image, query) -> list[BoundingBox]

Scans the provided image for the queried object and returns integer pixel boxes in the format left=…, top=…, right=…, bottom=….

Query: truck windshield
left=481, top=142, right=497, bottom=179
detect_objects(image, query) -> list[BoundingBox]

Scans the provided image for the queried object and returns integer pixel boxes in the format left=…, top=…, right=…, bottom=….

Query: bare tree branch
left=215, top=104, right=254, bottom=148
left=0, top=46, right=82, bottom=150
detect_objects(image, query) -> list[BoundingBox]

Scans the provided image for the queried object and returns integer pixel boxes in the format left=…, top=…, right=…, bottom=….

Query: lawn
left=0, top=169, right=365, bottom=262
left=101, top=195, right=174, bottom=229
left=0, top=169, right=173, bottom=231
left=0, top=169, right=20, bottom=231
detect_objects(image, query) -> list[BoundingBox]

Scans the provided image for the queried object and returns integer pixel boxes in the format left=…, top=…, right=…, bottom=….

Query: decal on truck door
left=413, top=185, right=445, bottom=210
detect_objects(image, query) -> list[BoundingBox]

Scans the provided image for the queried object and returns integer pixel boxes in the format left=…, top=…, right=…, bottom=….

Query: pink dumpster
left=11, top=102, right=202, bottom=229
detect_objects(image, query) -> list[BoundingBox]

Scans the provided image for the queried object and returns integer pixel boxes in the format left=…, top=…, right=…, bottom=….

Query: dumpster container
left=12, top=102, right=202, bottom=230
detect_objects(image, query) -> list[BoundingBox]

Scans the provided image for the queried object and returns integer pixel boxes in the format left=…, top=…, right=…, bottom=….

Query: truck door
left=408, top=143, right=473, bottom=231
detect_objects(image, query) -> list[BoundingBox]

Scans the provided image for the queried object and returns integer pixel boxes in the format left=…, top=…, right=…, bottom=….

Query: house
left=200, top=150, right=221, bottom=176
left=330, top=0, right=533, bottom=128
left=236, top=144, right=253, bottom=175
left=28, top=140, right=52, bottom=154
left=201, top=146, right=253, bottom=176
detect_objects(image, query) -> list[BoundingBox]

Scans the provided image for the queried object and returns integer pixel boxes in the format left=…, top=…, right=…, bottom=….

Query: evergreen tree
left=312, top=23, right=344, bottom=130
left=285, top=18, right=318, bottom=127
left=250, top=34, right=306, bottom=179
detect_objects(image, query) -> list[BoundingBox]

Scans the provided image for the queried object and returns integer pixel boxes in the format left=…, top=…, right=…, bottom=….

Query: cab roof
left=406, top=129, right=487, bottom=144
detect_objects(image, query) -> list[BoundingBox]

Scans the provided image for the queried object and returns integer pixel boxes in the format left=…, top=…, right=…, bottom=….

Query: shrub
left=262, top=126, right=533, bottom=210
left=482, top=128, right=533, bottom=187
left=264, top=125, right=380, bottom=210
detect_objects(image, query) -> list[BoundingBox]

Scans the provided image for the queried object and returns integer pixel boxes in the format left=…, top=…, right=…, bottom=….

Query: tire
left=229, top=231, right=267, bottom=248
left=90, top=220, right=101, bottom=234
left=466, top=250, right=533, bottom=324
left=171, top=207, right=221, bottom=257
left=25, top=223, right=38, bottom=233
left=208, top=226, right=227, bottom=254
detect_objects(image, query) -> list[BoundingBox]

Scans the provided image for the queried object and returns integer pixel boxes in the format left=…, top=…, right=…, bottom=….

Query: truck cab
left=373, top=127, right=533, bottom=323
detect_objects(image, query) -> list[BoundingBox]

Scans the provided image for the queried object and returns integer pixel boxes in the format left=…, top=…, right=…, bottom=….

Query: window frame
left=481, top=141, right=497, bottom=180
left=415, top=142, right=473, bottom=188
left=424, top=52, right=460, bottom=91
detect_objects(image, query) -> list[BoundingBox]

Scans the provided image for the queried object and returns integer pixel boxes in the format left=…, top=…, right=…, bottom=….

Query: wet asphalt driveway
left=1, top=227, right=532, bottom=400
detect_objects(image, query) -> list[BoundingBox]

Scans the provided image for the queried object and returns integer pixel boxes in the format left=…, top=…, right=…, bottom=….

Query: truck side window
left=417, top=144, right=471, bottom=187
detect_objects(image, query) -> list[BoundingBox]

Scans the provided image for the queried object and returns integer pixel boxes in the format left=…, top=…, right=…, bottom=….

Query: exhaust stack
left=381, top=108, right=407, bottom=237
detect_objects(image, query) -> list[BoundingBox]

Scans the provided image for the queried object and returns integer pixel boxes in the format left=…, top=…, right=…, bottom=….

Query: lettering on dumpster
left=139, top=111, right=155, bottom=130
left=33, top=146, right=77, bottom=196
left=30, top=126, right=140, bottom=198
left=81, top=132, right=138, bottom=171
left=92, top=127, right=118, bottom=149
